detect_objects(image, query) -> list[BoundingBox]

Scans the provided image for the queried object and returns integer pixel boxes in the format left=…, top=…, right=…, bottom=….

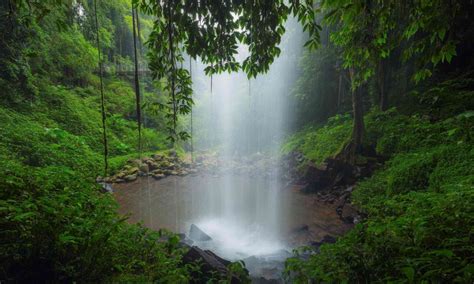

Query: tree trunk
left=351, top=85, right=365, bottom=148
left=337, top=68, right=365, bottom=163
left=336, top=69, right=366, bottom=163
left=94, top=0, right=108, bottom=176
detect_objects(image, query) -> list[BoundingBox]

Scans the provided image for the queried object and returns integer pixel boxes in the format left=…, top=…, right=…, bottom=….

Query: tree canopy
left=136, top=0, right=320, bottom=141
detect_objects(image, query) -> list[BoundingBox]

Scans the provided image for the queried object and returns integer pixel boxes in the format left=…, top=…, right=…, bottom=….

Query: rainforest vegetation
left=1, top=0, right=473, bottom=282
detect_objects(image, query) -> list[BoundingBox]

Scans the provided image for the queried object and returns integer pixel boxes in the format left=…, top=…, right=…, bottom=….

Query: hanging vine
left=94, top=0, right=108, bottom=176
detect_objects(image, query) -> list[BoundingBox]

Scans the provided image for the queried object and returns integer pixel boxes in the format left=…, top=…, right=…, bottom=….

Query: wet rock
left=151, top=153, right=164, bottom=161
left=297, top=153, right=384, bottom=194
left=182, top=246, right=243, bottom=281
left=159, top=161, right=172, bottom=169
left=170, top=170, right=178, bottom=175
left=243, top=251, right=290, bottom=282
left=147, top=161, right=159, bottom=171
left=291, top=224, right=309, bottom=234
left=310, top=235, right=337, bottom=249
left=99, top=182, right=113, bottom=193
left=116, top=171, right=126, bottom=179
left=138, top=163, right=149, bottom=174
left=152, top=173, right=165, bottom=180
left=124, top=174, right=137, bottom=182
left=189, top=224, right=212, bottom=242
left=128, top=167, right=139, bottom=175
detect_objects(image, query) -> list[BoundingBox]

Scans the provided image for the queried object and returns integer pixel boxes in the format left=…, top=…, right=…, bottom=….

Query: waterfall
left=189, top=18, right=304, bottom=259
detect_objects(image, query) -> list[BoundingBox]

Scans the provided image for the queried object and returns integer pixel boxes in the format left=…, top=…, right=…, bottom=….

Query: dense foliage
left=1, top=0, right=473, bottom=282
left=138, top=0, right=320, bottom=141
left=284, top=77, right=474, bottom=282
left=1, top=1, right=199, bottom=282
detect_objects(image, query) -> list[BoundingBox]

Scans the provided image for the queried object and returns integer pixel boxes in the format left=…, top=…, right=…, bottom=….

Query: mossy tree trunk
left=338, top=68, right=366, bottom=164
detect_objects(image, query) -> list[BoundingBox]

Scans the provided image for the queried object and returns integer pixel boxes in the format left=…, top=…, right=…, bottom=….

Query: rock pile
left=105, top=152, right=198, bottom=183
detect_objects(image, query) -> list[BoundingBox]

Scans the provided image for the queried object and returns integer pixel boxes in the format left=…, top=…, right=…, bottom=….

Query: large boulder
left=148, top=161, right=160, bottom=171
left=99, top=182, right=113, bottom=193
left=116, top=171, right=126, bottom=179
left=182, top=245, right=248, bottom=283
left=310, top=235, right=337, bottom=249
left=189, top=224, right=212, bottom=242
left=301, top=158, right=356, bottom=193
left=127, top=167, right=139, bottom=175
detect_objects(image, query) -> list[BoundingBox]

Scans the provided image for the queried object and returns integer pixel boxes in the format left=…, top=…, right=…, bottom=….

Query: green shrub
left=282, top=114, right=352, bottom=164
left=284, top=86, right=474, bottom=282
left=0, top=161, right=190, bottom=281
left=286, top=183, right=474, bottom=283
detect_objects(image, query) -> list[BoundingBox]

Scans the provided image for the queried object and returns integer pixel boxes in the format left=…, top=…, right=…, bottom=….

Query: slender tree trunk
left=94, top=0, right=108, bottom=176
left=132, top=6, right=141, bottom=157
left=350, top=68, right=365, bottom=153
left=352, top=86, right=365, bottom=147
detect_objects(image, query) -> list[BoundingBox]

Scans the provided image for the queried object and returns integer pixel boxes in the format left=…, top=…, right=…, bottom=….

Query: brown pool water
left=113, top=173, right=351, bottom=260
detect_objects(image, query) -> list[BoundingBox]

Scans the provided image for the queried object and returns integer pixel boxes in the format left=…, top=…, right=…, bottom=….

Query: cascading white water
left=189, top=18, right=305, bottom=260
left=112, top=17, right=350, bottom=280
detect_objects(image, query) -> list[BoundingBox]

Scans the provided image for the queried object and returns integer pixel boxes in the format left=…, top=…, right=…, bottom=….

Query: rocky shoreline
left=282, top=150, right=386, bottom=226
left=101, top=151, right=198, bottom=184
left=107, top=150, right=379, bottom=282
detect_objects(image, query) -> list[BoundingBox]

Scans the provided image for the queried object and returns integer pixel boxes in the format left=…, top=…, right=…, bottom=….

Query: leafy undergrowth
left=284, top=81, right=474, bottom=282
left=0, top=81, right=245, bottom=282
left=281, top=114, right=352, bottom=164
left=0, top=10, right=246, bottom=281
left=0, top=155, right=191, bottom=281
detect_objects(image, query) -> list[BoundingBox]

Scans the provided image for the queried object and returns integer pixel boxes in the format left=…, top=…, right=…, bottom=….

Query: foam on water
left=195, top=218, right=286, bottom=260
